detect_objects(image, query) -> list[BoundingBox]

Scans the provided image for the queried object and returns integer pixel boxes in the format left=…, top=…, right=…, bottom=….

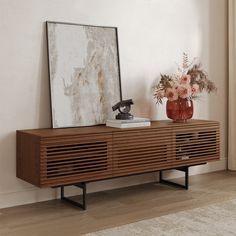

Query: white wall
left=0, top=0, right=227, bottom=208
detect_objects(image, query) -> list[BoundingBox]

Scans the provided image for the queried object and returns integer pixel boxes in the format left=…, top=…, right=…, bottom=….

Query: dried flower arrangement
left=154, top=53, right=217, bottom=104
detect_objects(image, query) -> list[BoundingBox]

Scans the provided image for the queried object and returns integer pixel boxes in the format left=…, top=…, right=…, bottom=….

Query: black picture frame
left=46, top=21, right=122, bottom=128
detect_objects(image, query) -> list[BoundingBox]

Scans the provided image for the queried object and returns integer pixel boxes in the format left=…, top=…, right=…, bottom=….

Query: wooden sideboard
left=16, top=120, right=220, bottom=209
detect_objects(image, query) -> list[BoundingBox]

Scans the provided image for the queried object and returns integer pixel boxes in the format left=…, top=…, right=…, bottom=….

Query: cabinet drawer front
left=172, top=124, right=220, bottom=165
left=40, top=134, right=113, bottom=187
left=112, top=128, right=173, bottom=176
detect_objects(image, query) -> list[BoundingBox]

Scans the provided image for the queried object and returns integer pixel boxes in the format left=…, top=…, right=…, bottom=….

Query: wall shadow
left=37, top=22, right=51, bottom=128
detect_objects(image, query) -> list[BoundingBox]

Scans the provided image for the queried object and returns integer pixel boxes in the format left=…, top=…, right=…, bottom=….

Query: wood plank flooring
left=0, top=171, right=236, bottom=236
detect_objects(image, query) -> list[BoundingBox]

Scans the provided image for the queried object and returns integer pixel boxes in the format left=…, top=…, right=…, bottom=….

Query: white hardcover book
left=106, top=121, right=151, bottom=128
left=106, top=117, right=150, bottom=124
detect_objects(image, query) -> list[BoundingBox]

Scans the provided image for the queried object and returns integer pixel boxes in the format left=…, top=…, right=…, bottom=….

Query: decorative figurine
left=112, top=99, right=134, bottom=120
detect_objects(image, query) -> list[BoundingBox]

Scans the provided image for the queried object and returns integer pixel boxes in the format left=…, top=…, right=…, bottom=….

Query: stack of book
left=106, top=117, right=151, bottom=128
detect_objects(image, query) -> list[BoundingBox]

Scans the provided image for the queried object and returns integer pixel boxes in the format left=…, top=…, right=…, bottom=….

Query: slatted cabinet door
left=40, top=134, right=113, bottom=187
left=171, top=122, right=220, bottom=166
left=112, top=127, right=173, bottom=177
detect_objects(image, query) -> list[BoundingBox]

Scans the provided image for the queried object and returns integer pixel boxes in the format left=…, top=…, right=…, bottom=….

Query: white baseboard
left=0, top=159, right=226, bottom=209
left=0, top=188, right=57, bottom=209
left=156, top=159, right=227, bottom=180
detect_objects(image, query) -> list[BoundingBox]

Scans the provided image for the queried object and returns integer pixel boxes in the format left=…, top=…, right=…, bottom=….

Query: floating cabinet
left=16, top=120, right=220, bottom=188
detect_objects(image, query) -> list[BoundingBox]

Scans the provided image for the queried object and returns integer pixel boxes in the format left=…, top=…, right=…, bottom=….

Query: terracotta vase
left=166, top=98, right=193, bottom=123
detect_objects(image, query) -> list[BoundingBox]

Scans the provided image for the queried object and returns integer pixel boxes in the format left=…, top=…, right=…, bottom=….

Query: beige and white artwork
left=47, top=22, right=121, bottom=128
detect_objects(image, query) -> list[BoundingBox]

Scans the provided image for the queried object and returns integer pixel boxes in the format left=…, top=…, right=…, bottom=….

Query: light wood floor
left=1, top=171, right=236, bottom=236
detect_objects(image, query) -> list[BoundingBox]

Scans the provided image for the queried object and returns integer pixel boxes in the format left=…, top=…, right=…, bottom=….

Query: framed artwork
left=46, top=21, right=122, bottom=128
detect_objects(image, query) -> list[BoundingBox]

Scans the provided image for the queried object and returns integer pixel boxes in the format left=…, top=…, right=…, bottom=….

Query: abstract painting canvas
left=46, top=21, right=122, bottom=128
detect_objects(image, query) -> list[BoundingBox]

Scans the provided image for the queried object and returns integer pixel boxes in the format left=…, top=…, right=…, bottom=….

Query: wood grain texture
left=16, top=120, right=220, bottom=188
left=16, top=120, right=218, bottom=137
left=16, top=131, right=41, bottom=186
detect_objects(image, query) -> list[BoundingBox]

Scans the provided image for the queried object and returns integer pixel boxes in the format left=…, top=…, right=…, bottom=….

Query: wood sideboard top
left=17, top=119, right=219, bottom=138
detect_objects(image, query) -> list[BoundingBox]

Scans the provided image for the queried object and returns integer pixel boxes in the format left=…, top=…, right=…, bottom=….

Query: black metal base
left=60, top=183, right=86, bottom=210
left=58, top=167, right=189, bottom=210
left=159, top=166, right=189, bottom=190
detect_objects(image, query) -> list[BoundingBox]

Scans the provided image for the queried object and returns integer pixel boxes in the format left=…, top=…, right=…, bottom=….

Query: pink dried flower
left=165, top=88, right=178, bottom=101
left=153, top=55, right=217, bottom=104
left=180, top=75, right=191, bottom=85
left=191, top=83, right=200, bottom=96
left=177, top=85, right=192, bottom=99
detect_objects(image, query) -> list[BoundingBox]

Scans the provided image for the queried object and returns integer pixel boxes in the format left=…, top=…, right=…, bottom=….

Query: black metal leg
left=159, top=166, right=189, bottom=190
left=60, top=182, right=87, bottom=210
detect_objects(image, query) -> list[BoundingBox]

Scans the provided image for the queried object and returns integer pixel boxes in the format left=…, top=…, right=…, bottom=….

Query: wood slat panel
left=115, top=149, right=219, bottom=165
left=112, top=123, right=220, bottom=177
left=44, top=154, right=110, bottom=164
left=40, top=172, right=113, bottom=187
left=43, top=164, right=111, bottom=176
left=41, top=134, right=113, bottom=145
left=112, top=128, right=172, bottom=177
left=113, top=156, right=218, bottom=177
left=114, top=155, right=218, bottom=172
left=43, top=148, right=108, bottom=160
left=113, top=147, right=172, bottom=157
left=174, top=127, right=220, bottom=161
left=39, top=134, right=113, bottom=186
